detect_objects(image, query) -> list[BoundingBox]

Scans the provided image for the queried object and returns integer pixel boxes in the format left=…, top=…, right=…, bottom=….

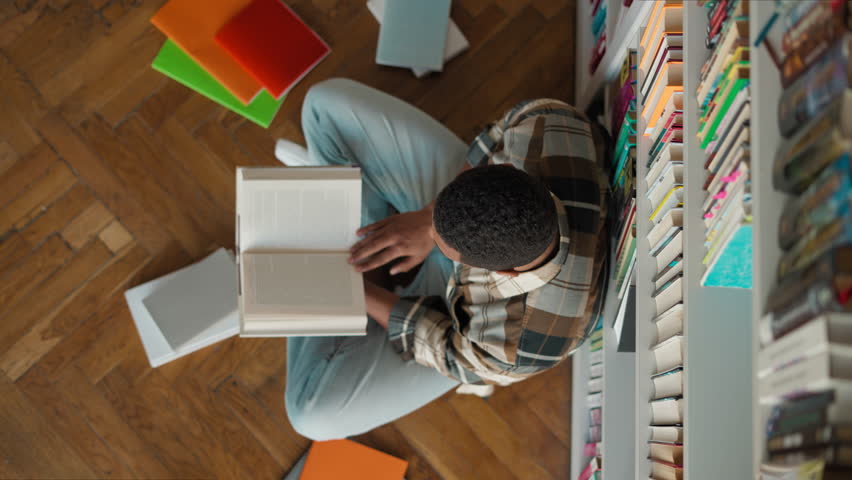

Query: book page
left=241, top=251, right=365, bottom=319
left=237, top=168, right=361, bottom=252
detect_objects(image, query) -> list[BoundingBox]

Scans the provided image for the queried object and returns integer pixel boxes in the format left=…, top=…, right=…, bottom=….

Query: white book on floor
left=236, top=167, right=367, bottom=337
left=125, top=248, right=240, bottom=368
left=367, top=0, right=469, bottom=77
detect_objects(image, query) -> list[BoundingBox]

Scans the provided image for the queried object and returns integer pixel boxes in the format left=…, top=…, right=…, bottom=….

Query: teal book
left=702, top=224, right=753, bottom=288
left=151, top=40, right=283, bottom=129
left=376, top=0, right=450, bottom=71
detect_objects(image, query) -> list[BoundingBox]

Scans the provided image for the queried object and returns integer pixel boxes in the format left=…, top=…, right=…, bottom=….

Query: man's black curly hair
left=433, top=164, right=558, bottom=271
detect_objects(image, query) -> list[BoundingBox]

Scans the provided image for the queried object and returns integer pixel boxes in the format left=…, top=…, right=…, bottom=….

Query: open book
left=236, top=167, right=367, bottom=336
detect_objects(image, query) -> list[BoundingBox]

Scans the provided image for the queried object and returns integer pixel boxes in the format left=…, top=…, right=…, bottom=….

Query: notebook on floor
left=151, top=40, right=284, bottom=128
left=375, top=0, right=451, bottom=71
left=215, top=0, right=331, bottom=100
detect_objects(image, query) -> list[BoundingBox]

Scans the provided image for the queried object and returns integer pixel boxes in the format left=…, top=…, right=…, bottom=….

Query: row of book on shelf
left=755, top=0, right=852, bottom=478
left=588, top=0, right=638, bottom=74
left=639, top=2, right=686, bottom=479
left=579, top=319, right=604, bottom=480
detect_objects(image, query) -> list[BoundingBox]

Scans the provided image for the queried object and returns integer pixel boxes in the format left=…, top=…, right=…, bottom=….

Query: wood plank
left=37, top=0, right=163, bottom=106
left=0, top=159, right=77, bottom=234
left=36, top=112, right=175, bottom=254
left=488, top=386, right=571, bottom=478
left=137, top=80, right=192, bottom=131
left=0, top=41, right=50, bottom=156
left=20, top=183, right=96, bottom=248
left=165, top=336, right=263, bottom=389
left=196, top=120, right=259, bottom=169
left=232, top=338, right=288, bottom=391
left=518, top=362, right=573, bottom=449
left=60, top=201, right=114, bottom=250
left=0, top=0, right=48, bottom=48
left=98, top=67, right=167, bottom=127
left=54, top=365, right=172, bottom=478
left=216, top=377, right=310, bottom=467
left=98, top=220, right=133, bottom=253
left=0, top=372, right=96, bottom=479
left=175, top=378, right=286, bottom=479
left=73, top=298, right=138, bottom=384
left=173, top=92, right=221, bottom=133
left=157, top=117, right=236, bottom=214
left=0, top=239, right=110, bottom=356
left=16, top=365, right=135, bottom=478
left=0, top=140, right=16, bottom=175
left=234, top=121, right=287, bottom=167
left=448, top=393, right=555, bottom=480
left=0, top=243, right=149, bottom=380
left=117, top=116, right=232, bottom=245
left=74, top=114, right=210, bottom=257
left=0, top=235, right=72, bottom=316
left=394, top=397, right=518, bottom=480
left=0, top=232, right=29, bottom=276
left=59, top=27, right=163, bottom=126
left=0, top=142, right=56, bottom=209
left=98, top=367, right=214, bottom=479
left=352, top=423, right=444, bottom=480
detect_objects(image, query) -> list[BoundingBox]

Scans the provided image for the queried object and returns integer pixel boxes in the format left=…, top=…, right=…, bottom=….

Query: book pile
left=369, top=0, right=468, bottom=77
left=638, top=2, right=685, bottom=478
left=579, top=319, right=604, bottom=480
left=150, top=0, right=330, bottom=128
left=694, top=0, right=752, bottom=289
left=607, top=49, right=638, bottom=323
left=756, top=2, right=852, bottom=478
left=589, top=0, right=608, bottom=74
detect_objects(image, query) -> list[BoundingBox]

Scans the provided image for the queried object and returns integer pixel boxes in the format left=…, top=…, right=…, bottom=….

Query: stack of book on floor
left=149, top=0, right=330, bottom=128
left=756, top=2, right=852, bottom=478
left=638, top=2, right=684, bottom=479
left=695, top=0, right=752, bottom=288
left=589, top=0, right=608, bottom=74
left=607, top=49, right=638, bottom=327
left=579, top=318, right=604, bottom=480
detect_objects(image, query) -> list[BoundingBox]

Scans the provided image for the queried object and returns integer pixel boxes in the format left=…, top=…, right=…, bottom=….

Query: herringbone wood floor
left=0, top=0, right=577, bottom=478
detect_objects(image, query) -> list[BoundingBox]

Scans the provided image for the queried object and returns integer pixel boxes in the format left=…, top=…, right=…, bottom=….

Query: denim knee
left=284, top=386, right=345, bottom=441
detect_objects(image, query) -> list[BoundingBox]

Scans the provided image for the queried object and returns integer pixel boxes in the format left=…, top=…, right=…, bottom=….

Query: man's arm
left=363, top=279, right=397, bottom=329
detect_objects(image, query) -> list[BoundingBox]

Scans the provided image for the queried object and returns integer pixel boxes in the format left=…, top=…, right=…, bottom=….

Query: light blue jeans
left=284, top=79, right=466, bottom=441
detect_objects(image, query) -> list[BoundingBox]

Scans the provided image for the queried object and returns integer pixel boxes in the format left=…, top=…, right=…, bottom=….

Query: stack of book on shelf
left=589, top=0, right=608, bottom=74
left=694, top=0, right=752, bottom=289
left=607, top=49, right=638, bottom=328
left=638, top=2, right=685, bottom=479
left=579, top=319, right=604, bottom=480
left=150, top=0, right=330, bottom=128
left=756, top=2, right=852, bottom=478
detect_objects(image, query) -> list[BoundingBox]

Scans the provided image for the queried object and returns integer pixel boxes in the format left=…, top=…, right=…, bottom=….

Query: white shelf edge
left=571, top=342, right=591, bottom=480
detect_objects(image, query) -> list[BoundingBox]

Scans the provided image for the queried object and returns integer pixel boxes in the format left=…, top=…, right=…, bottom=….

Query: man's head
left=431, top=164, right=558, bottom=273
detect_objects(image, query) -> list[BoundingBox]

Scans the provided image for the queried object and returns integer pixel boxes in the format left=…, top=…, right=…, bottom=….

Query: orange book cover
left=151, top=0, right=262, bottom=105
left=300, top=440, right=407, bottom=480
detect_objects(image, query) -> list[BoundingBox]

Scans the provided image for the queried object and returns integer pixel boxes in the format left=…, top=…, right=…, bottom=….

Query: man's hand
left=349, top=206, right=435, bottom=275
left=363, top=279, right=398, bottom=329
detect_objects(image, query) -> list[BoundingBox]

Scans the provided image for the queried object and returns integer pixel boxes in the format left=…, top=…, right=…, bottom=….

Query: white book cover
left=652, top=275, right=683, bottom=317
left=125, top=248, right=240, bottom=367
left=650, top=397, right=683, bottom=425
left=652, top=368, right=683, bottom=400
left=758, top=346, right=852, bottom=404
left=650, top=426, right=683, bottom=444
left=758, top=314, right=852, bottom=378
left=652, top=334, right=684, bottom=375
left=236, top=167, right=367, bottom=337
left=654, top=303, right=683, bottom=344
left=647, top=208, right=683, bottom=252
left=367, top=0, right=469, bottom=78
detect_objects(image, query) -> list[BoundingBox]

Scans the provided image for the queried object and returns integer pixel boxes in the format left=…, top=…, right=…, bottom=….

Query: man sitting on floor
left=281, top=78, right=608, bottom=441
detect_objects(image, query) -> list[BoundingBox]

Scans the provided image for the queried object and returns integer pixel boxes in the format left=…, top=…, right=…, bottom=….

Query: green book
left=151, top=40, right=283, bottom=128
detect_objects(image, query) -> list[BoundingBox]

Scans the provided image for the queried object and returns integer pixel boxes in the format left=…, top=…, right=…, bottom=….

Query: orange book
left=642, top=61, right=684, bottom=133
left=151, top=0, right=262, bottom=105
left=639, top=4, right=684, bottom=77
left=300, top=440, right=407, bottom=480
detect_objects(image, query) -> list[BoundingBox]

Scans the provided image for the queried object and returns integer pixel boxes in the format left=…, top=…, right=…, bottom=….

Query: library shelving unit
left=749, top=1, right=787, bottom=477
left=571, top=2, right=757, bottom=478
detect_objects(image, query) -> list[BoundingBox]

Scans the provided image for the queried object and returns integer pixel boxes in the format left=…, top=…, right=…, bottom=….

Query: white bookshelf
left=749, top=1, right=787, bottom=476
left=575, top=0, right=656, bottom=111
left=573, top=2, right=759, bottom=479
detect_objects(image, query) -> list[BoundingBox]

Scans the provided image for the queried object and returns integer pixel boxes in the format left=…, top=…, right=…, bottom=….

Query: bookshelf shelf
left=749, top=1, right=787, bottom=476
left=575, top=0, right=656, bottom=111
left=573, top=2, right=760, bottom=479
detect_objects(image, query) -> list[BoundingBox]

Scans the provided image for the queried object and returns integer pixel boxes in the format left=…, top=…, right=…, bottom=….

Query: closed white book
left=654, top=304, right=684, bottom=344
left=125, top=248, right=240, bottom=367
left=650, top=397, right=683, bottom=425
left=367, top=0, right=469, bottom=77
left=654, top=256, right=683, bottom=291
left=758, top=345, right=852, bottom=404
left=650, top=426, right=683, bottom=443
left=588, top=376, right=603, bottom=394
left=652, top=276, right=683, bottom=317
left=652, top=368, right=684, bottom=400
left=646, top=142, right=684, bottom=188
left=758, top=314, right=852, bottom=378
left=653, top=335, right=684, bottom=375
left=236, top=167, right=367, bottom=337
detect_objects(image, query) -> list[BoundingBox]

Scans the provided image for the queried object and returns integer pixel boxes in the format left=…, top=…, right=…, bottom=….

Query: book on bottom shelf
left=650, top=397, right=683, bottom=426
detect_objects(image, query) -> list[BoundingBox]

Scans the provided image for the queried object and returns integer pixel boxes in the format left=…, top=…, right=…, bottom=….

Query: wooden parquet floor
left=0, top=1, right=577, bottom=478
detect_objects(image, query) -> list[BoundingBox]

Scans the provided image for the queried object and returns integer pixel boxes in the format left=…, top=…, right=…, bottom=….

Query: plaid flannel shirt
left=388, top=99, right=609, bottom=386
